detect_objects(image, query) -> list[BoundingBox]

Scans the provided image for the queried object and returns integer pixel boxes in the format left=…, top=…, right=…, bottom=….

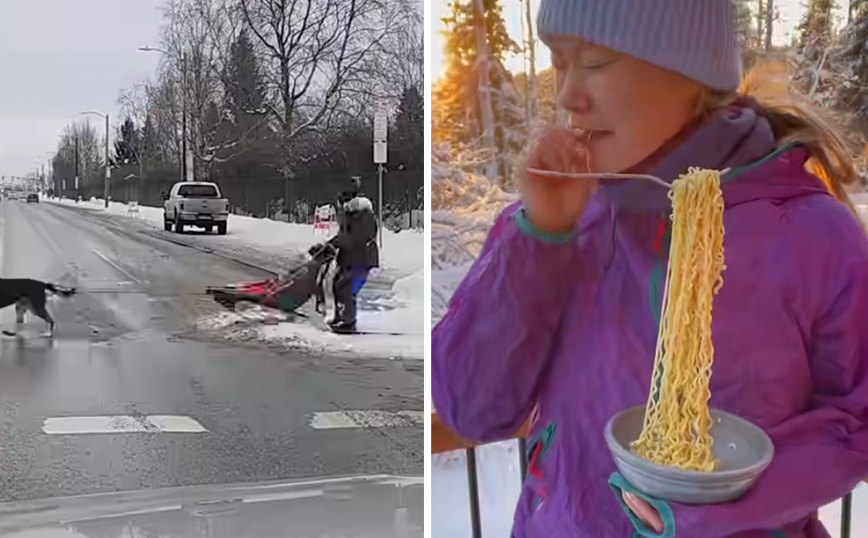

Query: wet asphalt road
left=0, top=200, right=422, bottom=502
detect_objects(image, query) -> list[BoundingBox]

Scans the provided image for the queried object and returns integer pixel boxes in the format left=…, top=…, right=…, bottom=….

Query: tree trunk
left=764, top=0, right=775, bottom=50
left=757, top=0, right=766, bottom=47
left=472, top=0, right=498, bottom=179
left=524, top=0, right=537, bottom=119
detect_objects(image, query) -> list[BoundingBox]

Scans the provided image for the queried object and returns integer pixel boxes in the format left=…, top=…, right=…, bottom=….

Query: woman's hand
left=519, top=128, right=597, bottom=235
left=622, top=491, right=664, bottom=533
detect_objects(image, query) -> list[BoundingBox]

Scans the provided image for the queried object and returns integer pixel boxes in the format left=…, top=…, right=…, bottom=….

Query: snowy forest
left=433, top=0, right=868, bottom=196
left=49, top=0, right=423, bottom=227
left=432, top=0, right=868, bottom=318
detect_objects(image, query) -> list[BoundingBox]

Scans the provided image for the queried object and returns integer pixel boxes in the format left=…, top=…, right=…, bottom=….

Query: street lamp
left=79, top=111, right=111, bottom=208
left=139, top=45, right=190, bottom=182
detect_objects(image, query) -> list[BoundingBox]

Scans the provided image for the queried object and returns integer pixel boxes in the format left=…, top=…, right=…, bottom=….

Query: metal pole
left=378, top=163, right=384, bottom=248
left=181, top=51, right=189, bottom=182
left=465, top=447, right=483, bottom=538
left=841, top=492, right=852, bottom=538
left=104, top=113, right=110, bottom=208
left=74, top=135, right=80, bottom=194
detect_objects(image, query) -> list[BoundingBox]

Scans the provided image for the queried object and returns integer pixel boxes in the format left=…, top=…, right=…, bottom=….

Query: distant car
left=26, top=194, right=39, bottom=203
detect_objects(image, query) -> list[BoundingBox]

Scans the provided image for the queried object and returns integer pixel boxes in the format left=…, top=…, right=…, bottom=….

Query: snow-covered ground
left=43, top=196, right=423, bottom=360
left=431, top=184, right=868, bottom=537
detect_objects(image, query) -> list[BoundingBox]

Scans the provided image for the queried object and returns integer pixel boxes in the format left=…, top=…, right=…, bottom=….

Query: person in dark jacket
left=320, top=178, right=380, bottom=333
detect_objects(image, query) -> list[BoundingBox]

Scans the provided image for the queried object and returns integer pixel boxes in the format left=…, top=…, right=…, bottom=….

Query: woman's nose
left=557, top=71, right=591, bottom=115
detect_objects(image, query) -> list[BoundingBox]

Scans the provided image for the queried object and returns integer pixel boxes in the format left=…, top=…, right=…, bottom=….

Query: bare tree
left=522, top=0, right=536, bottom=119
left=360, top=2, right=422, bottom=102
left=238, top=0, right=397, bottom=220
left=117, top=82, right=152, bottom=127
left=471, top=0, right=497, bottom=178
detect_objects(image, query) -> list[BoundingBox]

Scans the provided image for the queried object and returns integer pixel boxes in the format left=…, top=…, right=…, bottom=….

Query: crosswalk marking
left=309, top=410, right=423, bottom=430
left=42, top=415, right=208, bottom=434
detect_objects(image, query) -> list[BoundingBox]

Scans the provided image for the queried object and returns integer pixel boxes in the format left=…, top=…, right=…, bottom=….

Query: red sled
left=206, top=243, right=335, bottom=314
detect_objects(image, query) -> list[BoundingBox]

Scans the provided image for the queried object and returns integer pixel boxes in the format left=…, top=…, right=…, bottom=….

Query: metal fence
left=432, top=414, right=856, bottom=538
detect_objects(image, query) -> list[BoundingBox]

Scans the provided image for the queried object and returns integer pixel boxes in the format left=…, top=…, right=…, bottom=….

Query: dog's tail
left=45, top=283, right=76, bottom=297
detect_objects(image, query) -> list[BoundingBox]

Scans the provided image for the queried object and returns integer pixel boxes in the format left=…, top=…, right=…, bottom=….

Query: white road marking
left=42, top=415, right=208, bottom=434
left=91, top=249, right=142, bottom=283
left=309, top=410, right=423, bottom=430
left=146, top=415, right=209, bottom=432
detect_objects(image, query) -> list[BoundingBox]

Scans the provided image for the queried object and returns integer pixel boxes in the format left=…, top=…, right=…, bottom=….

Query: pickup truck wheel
left=217, top=222, right=227, bottom=235
left=174, top=210, right=185, bottom=233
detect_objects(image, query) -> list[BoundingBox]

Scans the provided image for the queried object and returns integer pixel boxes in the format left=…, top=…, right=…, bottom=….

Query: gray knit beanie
left=537, top=0, right=742, bottom=92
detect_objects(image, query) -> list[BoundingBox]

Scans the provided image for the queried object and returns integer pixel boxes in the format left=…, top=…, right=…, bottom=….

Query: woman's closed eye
left=550, top=49, right=620, bottom=72
left=582, top=56, right=620, bottom=70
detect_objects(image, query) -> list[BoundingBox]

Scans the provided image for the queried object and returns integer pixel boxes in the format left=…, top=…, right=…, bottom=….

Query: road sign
left=374, top=106, right=387, bottom=140
left=374, top=140, right=387, bottom=164
left=373, top=106, right=387, bottom=164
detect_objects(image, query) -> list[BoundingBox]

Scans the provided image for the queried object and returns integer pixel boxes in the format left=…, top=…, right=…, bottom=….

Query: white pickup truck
left=162, top=181, right=229, bottom=235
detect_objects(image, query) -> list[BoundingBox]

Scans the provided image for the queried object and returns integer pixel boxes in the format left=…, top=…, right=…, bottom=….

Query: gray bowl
left=604, top=406, right=774, bottom=504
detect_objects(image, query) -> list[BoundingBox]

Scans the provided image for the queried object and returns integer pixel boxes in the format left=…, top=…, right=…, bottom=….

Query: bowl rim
left=604, top=406, right=775, bottom=480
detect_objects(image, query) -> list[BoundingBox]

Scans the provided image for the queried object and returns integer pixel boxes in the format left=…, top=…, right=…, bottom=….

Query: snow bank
left=45, top=197, right=422, bottom=276
left=257, top=268, right=425, bottom=360
left=193, top=269, right=423, bottom=360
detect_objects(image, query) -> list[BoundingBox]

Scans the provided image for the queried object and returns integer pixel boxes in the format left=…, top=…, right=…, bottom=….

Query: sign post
left=373, top=105, right=388, bottom=248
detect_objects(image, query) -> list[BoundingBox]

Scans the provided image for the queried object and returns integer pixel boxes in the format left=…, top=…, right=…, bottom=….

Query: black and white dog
left=0, top=279, right=76, bottom=336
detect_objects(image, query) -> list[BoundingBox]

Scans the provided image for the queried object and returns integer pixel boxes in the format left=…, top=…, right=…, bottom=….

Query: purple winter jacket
left=432, top=105, right=868, bottom=538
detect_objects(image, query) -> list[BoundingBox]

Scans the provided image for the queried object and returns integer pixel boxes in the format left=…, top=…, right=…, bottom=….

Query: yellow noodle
left=630, top=168, right=726, bottom=472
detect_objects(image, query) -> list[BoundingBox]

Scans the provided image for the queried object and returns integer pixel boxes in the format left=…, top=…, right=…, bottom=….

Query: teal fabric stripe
left=770, top=529, right=788, bottom=538
left=648, top=214, right=671, bottom=405
left=723, top=141, right=800, bottom=181
left=513, top=208, right=575, bottom=244
left=526, top=422, right=557, bottom=460
left=609, top=473, right=675, bottom=538
left=648, top=262, right=663, bottom=327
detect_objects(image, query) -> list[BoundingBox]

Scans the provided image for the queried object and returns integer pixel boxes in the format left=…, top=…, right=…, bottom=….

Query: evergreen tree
left=437, top=0, right=524, bottom=181
left=834, top=6, right=868, bottom=131
left=392, top=86, right=424, bottom=171
left=799, top=0, right=835, bottom=51
left=113, top=117, right=139, bottom=165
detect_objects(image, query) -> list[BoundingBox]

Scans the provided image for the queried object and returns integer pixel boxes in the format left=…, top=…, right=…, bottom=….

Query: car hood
left=0, top=474, right=423, bottom=538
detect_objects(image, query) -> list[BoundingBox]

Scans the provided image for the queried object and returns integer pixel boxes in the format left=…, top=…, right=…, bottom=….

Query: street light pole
left=181, top=50, right=190, bottom=182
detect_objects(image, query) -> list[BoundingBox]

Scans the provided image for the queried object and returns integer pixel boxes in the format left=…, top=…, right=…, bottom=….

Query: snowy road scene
left=0, top=0, right=423, bottom=526
left=0, top=198, right=422, bottom=503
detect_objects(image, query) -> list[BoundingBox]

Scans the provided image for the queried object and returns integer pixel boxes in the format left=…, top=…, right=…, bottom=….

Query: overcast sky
left=0, top=0, right=165, bottom=179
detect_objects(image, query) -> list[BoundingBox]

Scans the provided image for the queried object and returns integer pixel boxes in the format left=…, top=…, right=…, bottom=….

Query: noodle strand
left=630, top=168, right=726, bottom=472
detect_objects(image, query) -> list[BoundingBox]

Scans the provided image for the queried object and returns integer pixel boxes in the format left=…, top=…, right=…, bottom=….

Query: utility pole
left=74, top=135, right=80, bottom=197
left=181, top=51, right=192, bottom=182
left=104, top=112, right=110, bottom=207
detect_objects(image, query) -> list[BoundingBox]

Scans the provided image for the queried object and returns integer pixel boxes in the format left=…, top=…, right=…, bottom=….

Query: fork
left=526, top=168, right=732, bottom=190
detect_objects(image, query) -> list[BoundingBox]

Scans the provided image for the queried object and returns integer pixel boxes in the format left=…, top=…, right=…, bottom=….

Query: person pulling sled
left=317, top=177, right=379, bottom=334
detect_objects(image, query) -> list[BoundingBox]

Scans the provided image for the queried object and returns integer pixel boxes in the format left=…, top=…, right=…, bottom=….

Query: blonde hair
left=695, top=63, right=864, bottom=226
